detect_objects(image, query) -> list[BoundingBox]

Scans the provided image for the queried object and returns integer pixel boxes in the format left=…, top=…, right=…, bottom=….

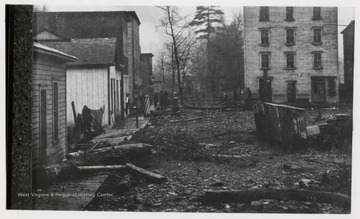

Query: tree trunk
left=126, top=163, right=167, bottom=183
left=91, top=143, right=152, bottom=159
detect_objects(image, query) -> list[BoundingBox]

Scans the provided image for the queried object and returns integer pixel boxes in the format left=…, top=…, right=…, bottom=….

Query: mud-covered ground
left=86, top=106, right=352, bottom=213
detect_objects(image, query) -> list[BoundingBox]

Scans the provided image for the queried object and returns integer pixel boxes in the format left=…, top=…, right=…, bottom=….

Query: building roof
left=141, top=53, right=154, bottom=57
left=34, top=26, right=71, bottom=41
left=33, top=11, right=140, bottom=38
left=341, top=20, right=355, bottom=34
left=40, top=38, right=117, bottom=66
left=33, top=42, right=77, bottom=61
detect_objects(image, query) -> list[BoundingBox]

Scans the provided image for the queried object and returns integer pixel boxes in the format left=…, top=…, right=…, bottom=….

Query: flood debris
left=196, top=189, right=351, bottom=211
left=254, top=102, right=307, bottom=150
left=126, top=163, right=167, bottom=184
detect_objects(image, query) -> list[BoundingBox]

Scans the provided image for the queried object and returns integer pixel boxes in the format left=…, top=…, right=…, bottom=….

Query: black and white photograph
left=3, top=0, right=358, bottom=216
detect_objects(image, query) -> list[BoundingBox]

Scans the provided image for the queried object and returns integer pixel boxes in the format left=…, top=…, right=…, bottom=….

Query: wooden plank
left=125, top=163, right=167, bottom=183
left=34, top=175, right=108, bottom=210
left=77, top=165, right=127, bottom=171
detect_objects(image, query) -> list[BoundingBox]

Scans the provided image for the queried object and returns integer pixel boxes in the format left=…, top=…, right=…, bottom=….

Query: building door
left=312, top=78, right=326, bottom=102
left=40, top=89, right=47, bottom=165
left=259, top=78, right=272, bottom=102
left=287, top=81, right=296, bottom=102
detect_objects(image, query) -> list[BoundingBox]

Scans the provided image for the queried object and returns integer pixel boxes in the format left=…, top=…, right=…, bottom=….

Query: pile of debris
left=131, top=125, right=211, bottom=161
left=307, top=114, right=352, bottom=153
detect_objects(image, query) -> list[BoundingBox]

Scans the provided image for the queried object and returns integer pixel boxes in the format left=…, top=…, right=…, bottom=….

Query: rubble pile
left=131, top=125, right=211, bottom=161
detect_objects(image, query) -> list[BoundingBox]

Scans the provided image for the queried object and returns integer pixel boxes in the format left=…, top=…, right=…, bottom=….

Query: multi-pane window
left=328, top=78, right=336, bottom=96
left=259, top=7, right=269, bottom=21
left=285, top=7, right=294, bottom=21
left=286, top=28, right=295, bottom=45
left=286, top=53, right=295, bottom=69
left=261, top=53, right=270, bottom=69
left=313, top=7, right=321, bottom=20
left=313, top=52, right=322, bottom=69
left=261, top=29, right=269, bottom=45
left=313, top=28, right=322, bottom=44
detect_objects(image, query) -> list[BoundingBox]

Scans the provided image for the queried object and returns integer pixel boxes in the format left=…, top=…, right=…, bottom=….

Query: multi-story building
left=33, top=11, right=142, bottom=123
left=244, top=7, right=338, bottom=103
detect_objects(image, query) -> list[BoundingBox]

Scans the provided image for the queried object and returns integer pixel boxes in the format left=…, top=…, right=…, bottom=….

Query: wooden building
left=39, top=38, right=128, bottom=126
left=340, top=20, right=354, bottom=103
left=140, top=53, right=154, bottom=96
left=33, top=11, right=141, bottom=107
left=244, top=7, right=338, bottom=103
left=32, top=42, right=77, bottom=174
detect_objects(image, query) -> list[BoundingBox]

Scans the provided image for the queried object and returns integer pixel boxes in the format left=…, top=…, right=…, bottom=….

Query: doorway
left=287, top=81, right=296, bottom=102
left=312, top=78, right=326, bottom=103
left=259, top=78, right=272, bottom=102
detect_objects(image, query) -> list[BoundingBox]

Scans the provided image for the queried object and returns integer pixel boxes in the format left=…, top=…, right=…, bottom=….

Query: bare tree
left=157, top=6, right=196, bottom=101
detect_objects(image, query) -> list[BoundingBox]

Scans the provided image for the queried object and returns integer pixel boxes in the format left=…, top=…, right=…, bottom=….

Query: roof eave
left=33, top=46, right=78, bottom=62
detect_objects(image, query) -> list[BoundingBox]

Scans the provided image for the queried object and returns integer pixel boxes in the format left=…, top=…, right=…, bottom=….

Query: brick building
left=244, top=7, right=338, bottom=103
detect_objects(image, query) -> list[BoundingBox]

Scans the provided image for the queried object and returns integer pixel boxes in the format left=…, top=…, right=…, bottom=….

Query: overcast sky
left=45, top=5, right=354, bottom=63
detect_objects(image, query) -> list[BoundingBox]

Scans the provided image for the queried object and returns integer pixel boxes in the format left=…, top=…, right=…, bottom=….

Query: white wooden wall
left=34, top=31, right=64, bottom=41
left=32, top=53, right=67, bottom=166
left=66, top=67, right=109, bottom=126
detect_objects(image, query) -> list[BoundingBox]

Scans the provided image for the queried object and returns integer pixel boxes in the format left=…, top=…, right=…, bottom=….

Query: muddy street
left=82, top=106, right=352, bottom=213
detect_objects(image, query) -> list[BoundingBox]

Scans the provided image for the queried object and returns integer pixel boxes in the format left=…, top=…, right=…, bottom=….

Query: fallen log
left=94, top=129, right=139, bottom=139
left=196, top=189, right=351, bottom=210
left=91, top=143, right=152, bottom=159
left=126, top=163, right=167, bottom=183
left=169, top=117, right=204, bottom=123
left=87, top=142, right=101, bottom=152
left=91, top=135, right=132, bottom=146
left=77, top=165, right=127, bottom=171
left=182, top=106, right=225, bottom=110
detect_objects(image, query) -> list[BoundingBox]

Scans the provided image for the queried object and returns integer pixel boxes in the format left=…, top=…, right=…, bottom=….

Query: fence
left=254, top=102, right=307, bottom=150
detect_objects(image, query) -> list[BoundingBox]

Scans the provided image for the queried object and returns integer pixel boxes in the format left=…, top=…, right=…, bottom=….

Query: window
left=328, top=78, right=336, bottom=96
left=313, top=28, right=322, bottom=44
left=286, top=28, right=295, bottom=45
left=53, top=82, right=58, bottom=142
left=286, top=53, right=295, bottom=69
left=285, top=7, right=294, bottom=21
left=261, top=29, right=269, bottom=45
left=261, top=53, right=270, bottom=69
left=313, top=52, right=322, bottom=69
left=260, top=7, right=269, bottom=21
left=313, top=7, right=321, bottom=20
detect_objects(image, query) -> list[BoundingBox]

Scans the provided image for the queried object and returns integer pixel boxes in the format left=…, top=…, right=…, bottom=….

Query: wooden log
left=87, top=142, right=101, bottom=153
left=77, top=165, right=127, bottom=171
left=125, top=163, right=167, bottom=183
left=169, top=117, right=204, bottom=123
left=71, top=101, right=77, bottom=128
left=197, top=189, right=351, bottom=210
left=182, top=106, right=225, bottom=110
left=94, top=129, right=139, bottom=139
left=91, top=143, right=152, bottom=158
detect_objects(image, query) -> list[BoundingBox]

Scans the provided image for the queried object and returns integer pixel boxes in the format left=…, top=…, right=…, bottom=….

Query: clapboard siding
left=67, top=67, right=109, bottom=126
left=34, top=30, right=64, bottom=41
left=32, top=52, right=68, bottom=166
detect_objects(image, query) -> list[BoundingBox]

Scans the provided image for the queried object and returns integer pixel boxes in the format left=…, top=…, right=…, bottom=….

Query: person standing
left=125, top=93, right=130, bottom=115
